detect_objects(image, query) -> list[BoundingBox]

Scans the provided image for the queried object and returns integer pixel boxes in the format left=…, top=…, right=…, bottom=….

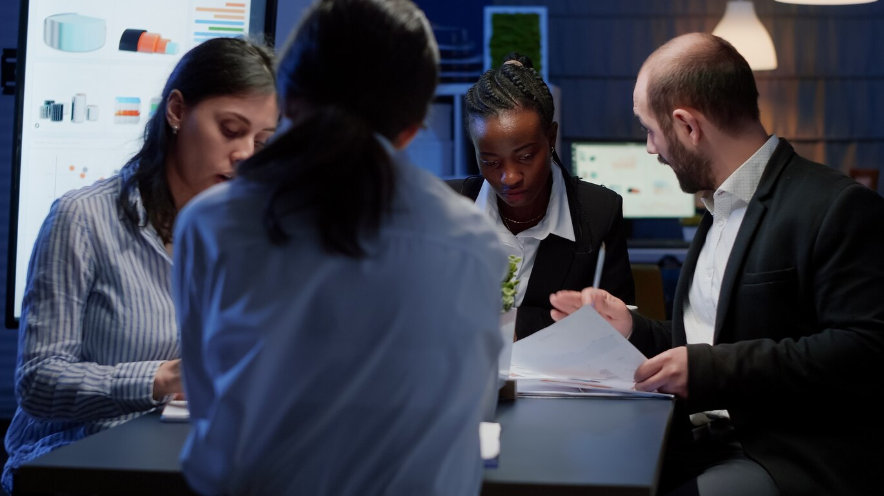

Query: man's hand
left=549, top=287, right=634, bottom=338
left=634, top=347, right=688, bottom=398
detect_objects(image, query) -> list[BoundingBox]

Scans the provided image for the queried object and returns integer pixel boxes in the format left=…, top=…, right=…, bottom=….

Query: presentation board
left=7, top=0, right=276, bottom=325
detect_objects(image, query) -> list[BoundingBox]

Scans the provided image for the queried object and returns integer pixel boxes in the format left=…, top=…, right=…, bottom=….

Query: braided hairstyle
left=464, top=53, right=592, bottom=251
left=465, top=52, right=555, bottom=133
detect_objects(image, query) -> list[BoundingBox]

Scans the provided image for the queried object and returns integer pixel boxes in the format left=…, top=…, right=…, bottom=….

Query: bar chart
left=193, top=1, right=250, bottom=44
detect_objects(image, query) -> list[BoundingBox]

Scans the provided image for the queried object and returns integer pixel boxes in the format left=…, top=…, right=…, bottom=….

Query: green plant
left=502, top=255, right=521, bottom=313
left=489, top=13, right=542, bottom=74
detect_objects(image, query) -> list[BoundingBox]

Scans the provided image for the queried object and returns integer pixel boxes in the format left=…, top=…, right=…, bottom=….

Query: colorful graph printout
left=193, top=2, right=249, bottom=44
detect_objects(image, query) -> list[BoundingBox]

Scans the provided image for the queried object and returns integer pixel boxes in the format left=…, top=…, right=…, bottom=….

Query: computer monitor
left=6, top=0, right=278, bottom=326
left=572, top=141, right=695, bottom=219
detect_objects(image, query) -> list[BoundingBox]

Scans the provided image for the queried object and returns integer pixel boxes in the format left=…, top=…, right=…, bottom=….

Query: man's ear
left=671, top=108, right=702, bottom=146
left=393, top=123, right=421, bottom=150
left=166, top=90, right=185, bottom=131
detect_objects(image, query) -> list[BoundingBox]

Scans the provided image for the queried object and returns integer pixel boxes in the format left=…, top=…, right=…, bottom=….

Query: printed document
left=511, top=306, right=670, bottom=398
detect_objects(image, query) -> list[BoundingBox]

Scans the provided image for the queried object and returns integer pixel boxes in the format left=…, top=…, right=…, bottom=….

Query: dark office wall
left=416, top=0, right=491, bottom=50
left=274, top=0, right=312, bottom=44
left=490, top=0, right=884, bottom=196
left=273, top=0, right=492, bottom=48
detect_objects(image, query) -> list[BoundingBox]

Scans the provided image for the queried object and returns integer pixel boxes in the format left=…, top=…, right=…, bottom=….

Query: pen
left=592, top=242, right=606, bottom=288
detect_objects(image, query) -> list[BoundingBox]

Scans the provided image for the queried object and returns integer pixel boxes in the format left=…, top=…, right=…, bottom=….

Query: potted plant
left=498, top=256, right=520, bottom=383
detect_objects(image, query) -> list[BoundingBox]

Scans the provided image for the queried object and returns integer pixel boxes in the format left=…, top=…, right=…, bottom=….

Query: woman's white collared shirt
left=475, top=165, right=574, bottom=307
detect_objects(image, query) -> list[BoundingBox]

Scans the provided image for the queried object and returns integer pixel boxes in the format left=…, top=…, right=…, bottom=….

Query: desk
left=15, top=397, right=673, bottom=496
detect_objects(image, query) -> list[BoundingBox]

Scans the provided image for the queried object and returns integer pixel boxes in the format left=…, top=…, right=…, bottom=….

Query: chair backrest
left=630, top=264, right=667, bottom=320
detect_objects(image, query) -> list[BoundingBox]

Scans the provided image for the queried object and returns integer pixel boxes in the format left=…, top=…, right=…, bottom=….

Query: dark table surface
left=16, top=396, right=673, bottom=496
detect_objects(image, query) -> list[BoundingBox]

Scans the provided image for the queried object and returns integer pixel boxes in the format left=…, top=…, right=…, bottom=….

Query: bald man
left=551, top=33, right=884, bottom=496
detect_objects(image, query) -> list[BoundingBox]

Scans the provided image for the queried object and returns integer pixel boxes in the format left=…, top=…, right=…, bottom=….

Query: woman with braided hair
left=449, top=52, right=635, bottom=339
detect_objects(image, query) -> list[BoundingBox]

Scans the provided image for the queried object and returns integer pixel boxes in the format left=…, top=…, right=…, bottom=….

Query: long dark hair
left=118, top=37, right=276, bottom=243
left=464, top=53, right=592, bottom=249
left=237, top=0, right=439, bottom=257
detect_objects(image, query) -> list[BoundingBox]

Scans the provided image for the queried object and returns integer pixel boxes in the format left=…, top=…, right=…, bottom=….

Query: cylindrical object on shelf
left=44, top=13, right=106, bottom=52
left=119, top=29, right=179, bottom=55
left=39, top=100, right=54, bottom=119
left=50, top=103, right=65, bottom=122
left=71, top=93, right=86, bottom=123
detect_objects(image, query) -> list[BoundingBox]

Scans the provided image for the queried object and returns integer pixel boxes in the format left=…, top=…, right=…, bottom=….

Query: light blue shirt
left=174, top=149, right=506, bottom=496
left=3, top=164, right=179, bottom=493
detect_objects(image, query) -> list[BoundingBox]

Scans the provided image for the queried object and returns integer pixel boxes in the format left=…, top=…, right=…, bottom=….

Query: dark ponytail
left=242, top=107, right=394, bottom=255
left=238, top=0, right=439, bottom=257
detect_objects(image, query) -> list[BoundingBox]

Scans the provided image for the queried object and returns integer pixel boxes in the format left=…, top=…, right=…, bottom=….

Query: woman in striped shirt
left=3, top=37, right=278, bottom=492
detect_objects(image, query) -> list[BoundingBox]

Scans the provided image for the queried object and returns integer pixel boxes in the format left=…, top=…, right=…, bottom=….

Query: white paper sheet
left=513, top=305, right=647, bottom=381
left=511, top=306, right=670, bottom=398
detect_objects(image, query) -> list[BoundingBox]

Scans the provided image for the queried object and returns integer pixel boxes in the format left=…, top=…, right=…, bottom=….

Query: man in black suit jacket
left=551, top=33, right=884, bottom=496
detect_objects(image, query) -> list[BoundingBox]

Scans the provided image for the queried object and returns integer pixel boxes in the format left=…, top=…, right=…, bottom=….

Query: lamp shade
left=776, top=0, right=876, bottom=4
left=712, top=1, right=777, bottom=71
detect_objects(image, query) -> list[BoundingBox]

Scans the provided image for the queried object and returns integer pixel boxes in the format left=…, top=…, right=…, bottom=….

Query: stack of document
left=510, top=306, right=670, bottom=399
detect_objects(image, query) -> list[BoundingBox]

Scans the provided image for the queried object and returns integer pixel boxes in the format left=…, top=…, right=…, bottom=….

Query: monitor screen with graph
left=7, top=0, right=276, bottom=325
left=572, top=141, right=695, bottom=219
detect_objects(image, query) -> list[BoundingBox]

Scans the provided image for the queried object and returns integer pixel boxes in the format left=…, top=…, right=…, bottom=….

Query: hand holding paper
left=635, top=346, right=688, bottom=398
left=549, top=287, right=633, bottom=338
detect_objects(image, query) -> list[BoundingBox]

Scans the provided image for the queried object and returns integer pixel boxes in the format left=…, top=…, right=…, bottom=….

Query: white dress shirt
left=474, top=164, right=574, bottom=307
left=174, top=147, right=506, bottom=496
left=683, top=135, right=779, bottom=424
left=683, top=135, right=779, bottom=345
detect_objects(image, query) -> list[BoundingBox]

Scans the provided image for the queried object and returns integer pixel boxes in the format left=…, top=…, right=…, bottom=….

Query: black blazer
left=630, top=140, right=884, bottom=495
left=447, top=168, right=635, bottom=339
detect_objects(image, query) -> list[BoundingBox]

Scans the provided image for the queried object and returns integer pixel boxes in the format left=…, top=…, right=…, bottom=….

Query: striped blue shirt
left=2, top=164, right=180, bottom=493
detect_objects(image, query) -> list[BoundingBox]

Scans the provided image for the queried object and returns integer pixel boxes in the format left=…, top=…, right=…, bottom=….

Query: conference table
left=14, top=396, right=673, bottom=496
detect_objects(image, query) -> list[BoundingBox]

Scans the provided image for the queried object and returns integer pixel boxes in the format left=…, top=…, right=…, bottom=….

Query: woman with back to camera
left=2, top=37, right=278, bottom=493
left=173, top=0, right=507, bottom=495
left=449, top=53, right=635, bottom=339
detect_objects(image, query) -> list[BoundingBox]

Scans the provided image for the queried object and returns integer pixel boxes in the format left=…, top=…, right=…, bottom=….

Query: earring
left=551, top=146, right=555, bottom=155
left=171, top=125, right=178, bottom=135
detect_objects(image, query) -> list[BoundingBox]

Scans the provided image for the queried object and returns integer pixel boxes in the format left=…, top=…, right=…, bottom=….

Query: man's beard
left=658, top=135, right=714, bottom=194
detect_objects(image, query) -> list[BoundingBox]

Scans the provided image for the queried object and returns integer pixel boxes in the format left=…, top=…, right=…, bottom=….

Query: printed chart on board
left=11, top=1, right=258, bottom=317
